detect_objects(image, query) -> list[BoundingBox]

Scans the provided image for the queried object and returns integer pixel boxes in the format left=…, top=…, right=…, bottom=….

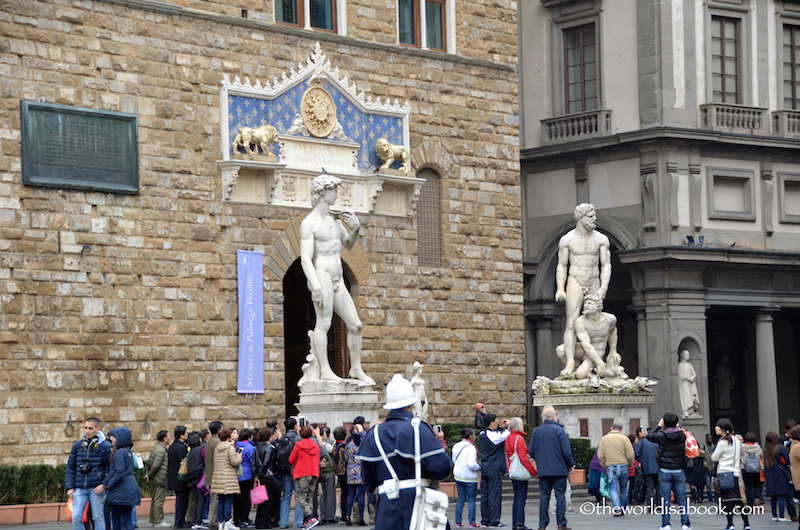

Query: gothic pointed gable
left=219, top=43, right=421, bottom=215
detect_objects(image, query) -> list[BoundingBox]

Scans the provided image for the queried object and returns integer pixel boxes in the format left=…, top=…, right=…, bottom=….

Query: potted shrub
left=568, top=438, right=593, bottom=483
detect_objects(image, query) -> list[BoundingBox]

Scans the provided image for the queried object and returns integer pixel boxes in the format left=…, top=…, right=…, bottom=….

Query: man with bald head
left=529, top=406, right=574, bottom=530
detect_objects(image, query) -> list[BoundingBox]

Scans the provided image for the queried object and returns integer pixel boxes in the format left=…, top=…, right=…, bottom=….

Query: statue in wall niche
left=614, top=407, right=629, bottom=435
left=714, top=355, right=734, bottom=412
left=678, top=350, right=701, bottom=419
left=561, top=408, right=580, bottom=439
left=555, top=294, right=620, bottom=379
left=231, top=124, right=279, bottom=158
left=298, top=174, right=375, bottom=387
left=375, top=138, right=409, bottom=175
left=410, top=361, right=429, bottom=422
left=555, top=203, right=612, bottom=377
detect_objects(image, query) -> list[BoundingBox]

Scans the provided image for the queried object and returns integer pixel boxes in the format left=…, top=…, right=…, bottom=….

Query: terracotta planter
left=438, top=482, right=457, bottom=499
left=0, top=505, right=25, bottom=525
left=24, top=502, right=62, bottom=523
left=58, top=502, right=73, bottom=522
left=569, top=469, right=587, bottom=484
left=164, top=495, right=176, bottom=514
left=137, top=497, right=152, bottom=517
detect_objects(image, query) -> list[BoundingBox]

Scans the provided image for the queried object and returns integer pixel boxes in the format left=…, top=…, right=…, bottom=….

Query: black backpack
left=275, top=436, right=295, bottom=474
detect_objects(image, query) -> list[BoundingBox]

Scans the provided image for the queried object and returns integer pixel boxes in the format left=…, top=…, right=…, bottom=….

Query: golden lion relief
left=232, top=124, right=279, bottom=157
left=375, top=138, right=408, bottom=175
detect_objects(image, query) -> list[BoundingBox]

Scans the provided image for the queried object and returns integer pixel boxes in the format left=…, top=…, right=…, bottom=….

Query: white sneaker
left=660, top=526, right=670, bottom=530
left=224, top=521, right=240, bottom=530
left=780, top=518, right=793, bottom=522
left=774, top=518, right=780, bottom=522
left=681, top=526, right=690, bottom=530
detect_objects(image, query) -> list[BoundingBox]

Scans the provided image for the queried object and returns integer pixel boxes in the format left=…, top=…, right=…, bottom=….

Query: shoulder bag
left=508, top=436, right=535, bottom=481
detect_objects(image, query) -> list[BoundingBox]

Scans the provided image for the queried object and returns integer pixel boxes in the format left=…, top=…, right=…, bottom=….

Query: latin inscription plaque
left=21, top=101, right=139, bottom=194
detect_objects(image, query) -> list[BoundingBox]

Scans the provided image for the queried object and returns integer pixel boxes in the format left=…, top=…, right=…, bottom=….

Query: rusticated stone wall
left=0, top=0, right=522, bottom=463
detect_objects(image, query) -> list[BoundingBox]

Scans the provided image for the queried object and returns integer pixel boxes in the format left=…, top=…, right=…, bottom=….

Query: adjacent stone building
left=520, top=0, right=800, bottom=439
left=0, top=0, right=522, bottom=463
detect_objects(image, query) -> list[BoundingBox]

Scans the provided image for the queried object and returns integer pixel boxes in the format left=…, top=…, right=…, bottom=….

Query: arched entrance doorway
left=282, top=258, right=351, bottom=417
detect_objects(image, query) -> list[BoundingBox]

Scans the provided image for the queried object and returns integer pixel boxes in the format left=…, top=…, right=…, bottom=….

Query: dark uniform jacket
left=357, top=409, right=451, bottom=530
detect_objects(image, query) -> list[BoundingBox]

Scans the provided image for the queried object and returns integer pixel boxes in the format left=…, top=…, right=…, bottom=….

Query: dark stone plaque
left=21, top=101, right=139, bottom=194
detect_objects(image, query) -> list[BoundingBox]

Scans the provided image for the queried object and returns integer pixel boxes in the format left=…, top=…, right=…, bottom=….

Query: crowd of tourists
left=65, top=395, right=800, bottom=530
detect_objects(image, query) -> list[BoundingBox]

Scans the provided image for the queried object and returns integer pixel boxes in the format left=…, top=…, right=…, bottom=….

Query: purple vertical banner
left=237, top=250, right=264, bottom=394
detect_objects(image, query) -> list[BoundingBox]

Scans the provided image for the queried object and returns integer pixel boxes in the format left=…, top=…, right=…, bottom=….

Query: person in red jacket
left=289, top=426, right=321, bottom=530
left=505, top=417, right=537, bottom=530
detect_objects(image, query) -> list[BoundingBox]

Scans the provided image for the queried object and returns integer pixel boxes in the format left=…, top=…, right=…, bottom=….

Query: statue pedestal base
left=296, top=379, right=382, bottom=427
left=532, top=393, right=655, bottom=447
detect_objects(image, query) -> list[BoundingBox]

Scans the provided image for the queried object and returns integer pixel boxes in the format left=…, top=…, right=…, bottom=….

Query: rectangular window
left=711, top=16, right=741, bottom=104
left=783, top=24, right=800, bottom=110
left=276, top=0, right=336, bottom=31
left=425, top=0, right=445, bottom=51
left=310, top=0, right=335, bottom=32
left=563, top=23, right=597, bottom=114
left=275, top=0, right=300, bottom=25
left=399, top=0, right=446, bottom=51
left=399, top=0, right=417, bottom=45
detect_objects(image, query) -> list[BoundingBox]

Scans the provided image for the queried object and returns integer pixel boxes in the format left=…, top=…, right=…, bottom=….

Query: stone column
left=755, top=309, right=780, bottom=436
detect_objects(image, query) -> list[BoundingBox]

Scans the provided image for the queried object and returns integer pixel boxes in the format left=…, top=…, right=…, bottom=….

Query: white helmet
left=383, top=374, right=418, bottom=410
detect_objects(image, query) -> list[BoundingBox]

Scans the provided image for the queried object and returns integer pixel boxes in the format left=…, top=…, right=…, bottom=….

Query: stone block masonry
left=0, top=0, right=523, bottom=463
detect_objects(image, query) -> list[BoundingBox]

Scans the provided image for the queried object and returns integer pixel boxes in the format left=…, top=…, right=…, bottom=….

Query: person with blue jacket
left=106, top=426, right=141, bottom=530
left=529, top=406, right=574, bottom=530
left=235, top=429, right=257, bottom=527
left=65, top=417, right=113, bottom=530
left=634, top=427, right=660, bottom=505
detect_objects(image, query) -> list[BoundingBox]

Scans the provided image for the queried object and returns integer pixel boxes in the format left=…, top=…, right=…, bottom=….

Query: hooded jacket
left=288, top=437, right=320, bottom=479
left=646, top=426, right=686, bottom=470
left=105, top=427, right=142, bottom=507
left=65, top=430, right=112, bottom=491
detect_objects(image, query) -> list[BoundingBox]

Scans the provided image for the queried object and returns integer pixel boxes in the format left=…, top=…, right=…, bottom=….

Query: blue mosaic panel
left=228, top=80, right=404, bottom=174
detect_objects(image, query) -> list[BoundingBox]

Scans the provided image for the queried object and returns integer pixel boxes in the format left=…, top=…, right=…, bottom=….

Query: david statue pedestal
left=295, top=174, right=381, bottom=427
left=532, top=204, right=656, bottom=447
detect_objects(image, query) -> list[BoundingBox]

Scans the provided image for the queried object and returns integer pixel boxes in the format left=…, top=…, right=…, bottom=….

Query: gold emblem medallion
left=301, top=87, right=337, bottom=138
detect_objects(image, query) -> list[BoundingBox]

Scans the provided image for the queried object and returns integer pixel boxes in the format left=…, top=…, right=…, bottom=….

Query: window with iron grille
left=563, top=23, right=598, bottom=114
left=711, top=16, right=741, bottom=104
left=783, top=24, right=800, bottom=109
left=417, top=168, right=442, bottom=267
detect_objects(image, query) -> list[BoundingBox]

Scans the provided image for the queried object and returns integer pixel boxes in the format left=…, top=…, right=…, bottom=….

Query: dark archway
left=282, top=258, right=350, bottom=418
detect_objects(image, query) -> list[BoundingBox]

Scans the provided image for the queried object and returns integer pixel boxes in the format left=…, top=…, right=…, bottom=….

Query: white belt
left=377, top=478, right=429, bottom=495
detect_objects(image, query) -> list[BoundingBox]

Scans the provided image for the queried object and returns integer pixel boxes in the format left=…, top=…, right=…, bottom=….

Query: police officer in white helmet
left=357, top=374, right=452, bottom=530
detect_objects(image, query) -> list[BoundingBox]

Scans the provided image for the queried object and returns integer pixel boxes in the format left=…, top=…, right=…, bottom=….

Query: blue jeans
left=218, top=494, right=234, bottom=523
left=72, top=488, right=106, bottom=530
left=607, top=464, right=629, bottom=510
left=538, top=476, right=568, bottom=529
left=659, top=469, right=690, bottom=528
left=279, top=473, right=304, bottom=528
left=455, top=481, right=477, bottom=525
left=511, top=479, right=529, bottom=528
left=480, top=474, right=503, bottom=526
